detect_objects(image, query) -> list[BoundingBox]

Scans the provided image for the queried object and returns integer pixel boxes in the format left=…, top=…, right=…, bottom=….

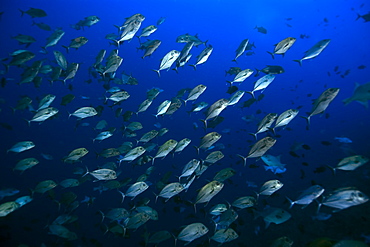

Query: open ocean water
left=0, top=0, right=370, bottom=246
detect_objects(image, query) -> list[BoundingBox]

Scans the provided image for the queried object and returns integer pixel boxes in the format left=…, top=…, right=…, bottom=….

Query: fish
left=69, top=106, right=97, bottom=119
left=63, top=148, right=89, bottom=163
left=174, top=138, right=192, bottom=154
left=227, top=69, right=254, bottom=85
left=195, top=132, right=222, bottom=154
left=145, top=230, right=172, bottom=245
left=7, top=141, right=35, bottom=153
left=141, top=40, right=161, bottom=59
left=213, top=208, right=238, bottom=229
left=0, top=188, right=20, bottom=201
left=176, top=33, right=207, bottom=46
left=115, top=19, right=143, bottom=44
left=211, top=228, right=239, bottom=244
left=356, top=12, right=370, bottom=22
left=209, top=204, right=228, bottom=216
left=246, top=74, right=276, bottom=99
left=119, top=181, right=149, bottom=202
left=261, top=154, right=287, bottom=174
left=176, top=223, right=209, bottom=245
left=151, top=139, right=178, bottom=164
left=254, top=26, right=267, bottom=34
left=157, top=17, right=166, bottom=26
left=184, top=84, right=207, bottom=105
left=250, top=113, right=277, bottom=140
left=174, top=42, right=194, bottom=72
left=11, top=34, right=36, bottom=47
left=189, top=45, right=213, bottom=70
left=0, top=201, right=20, bottom=217
left=62, top=36, right=88, bottom=53
left=194, top=180, right=224, bottom=206
left=60, top=179, right=80, bottom=188
left=137, top=130, right=159, bottom=144
left=255, top=206, right=291, bottom=229
left=303, top=88, right=340, bottom=128
left=272, top=109, right=299, bottom=133
left=83, top=168, right=117, bottom=181
left=232, top=196, right=256, bottom=209
left=203, top=151, right=224, bottom=164
left=258, top=179, right=284, bottom=198
left=293, top=39, right=331, bottom=66
left=228, top=90, right=245, bottom=106
left=233, top=39, right=249, bottom=62
left=255, top=65, right=285, bottom=77
left=34, top=180, right=58, bottom=194
left=287, top=185, right=325, bottom=208
left=93, top=129, right=114, bottom=143
left=319, top=187, right=369, bottom=212
left=334, top=137, right=352, bottom=143
left=118, top=146, right=146, bottom=164
left=153, top=50, right=180, bottom=77
left=201, top=99, right=229, bottom=129
left=60, top=94, right=75, bottom=106
left=14, top=158, right=39, bottom=172
left=213, top=168, right=236, bottom=182
left=32, top=21, right=51, bottom=31
left=187, top=102, right=208, bottom=115
left=237, top=137, right=277, bottom=166
left=63, top=63, right=79, bottom=84
left=37, top=94, right=56, bottom=111
left=138, top=25, right=157, bottom=38
left=267, top=37, right=296, bottom=59
left=19, top=7, right=47, bottom=18
left=179, top=159, right=200, bottom=179
left=154, top=100, right=171, bottom=118
left=43, top=28, right=65, bottom=51
left=8, top=51, right=35, bottom=68
left=329, top=155, right=369, bottom=174
left=343, top=82, right=370, bottom=108
left=225, top=67, right=242, bottom=76
left=53, top=51, right=68, bottom=70
left=105, top=90, right=130, bottom=105
left=71, top=15, right=100, bottom=30
left=270, top=237, right=294, bottom=247
left=156, top=182, right=184, bottom=202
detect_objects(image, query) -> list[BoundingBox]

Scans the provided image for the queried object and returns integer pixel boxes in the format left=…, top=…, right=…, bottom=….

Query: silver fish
left=153, top=50, right=180, bottom=77
left=228, top=90, right=245, bottom=106
left=84, top=168, right=117, bottom=181
left=156, top=182, right=184, bottom=202
left=176, top=34, right=207, bottom=46
left=268, top=37, right=296, bottom=59
left=201, top=99, right=229, bottom=129
left=119, top=146, right=146, bottom=164
left=232, top=196, right=256, bottom=209
left=304, top=88, right=340, bottom=128
left=287, top=185, right=325, bottom=208
left=227, top=68, right=254, bottom=85
left=196, top=132, right=222, bottom=154
left=119, top=181, right=149, bottom=202
left=320, top=187, right=369, bottom=212
left=189, top=45, right=213, bottom=70
left=176, top=223, right=209, bottom=245
left=331, top=155, right=369, bottom=173
left=247, top=74, right=275, bottom=98
left=233, top=39, right=249, bottom=62
left=256, top=207, right=291, bottom=229
left=258, top=179, right=284, bottom=197
left=203, top=151, right=224, bottom=164
left=27, top=107, right=59, bottom=125
left=154, top=100, right=171, bottom=118
left=184, top=84, right=207, bottom=105
left=152, top=139, right=178, bottom=164
left=37, top=94, right=56, bottom=111
left=211, top=228, right=239, bottom=244
left=69, top=107, right=97, bottom=119
left=250, top=113, right=277, bottom=140
left=273, top=109, right=299, bottom=132
left=137, top=99, right=153, bottom=115
left=237, top=137, right=277, bottom=166
left=179, top=159, right=200, bottom=179
left=294, top=39, right=331, bottom=66
left=174, top=138, right=192, bottom=154
left=53, top=51, right=67, bottom=70
left=7, top=141, right=35, bottom=153
left=43, top=28, right=65, bottom=50
left=195, top=180, right=224, bottom=205
left=138, top=25, right=157, bottom=38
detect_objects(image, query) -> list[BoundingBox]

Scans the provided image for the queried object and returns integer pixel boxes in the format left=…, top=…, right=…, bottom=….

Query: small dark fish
left=344, top=69, right=351, bottom=76
left=122, top=111, right=134, bottom=122
left=32, top=21, right=51, bottom=31
left=302, top=144, right=311, bottom=150
left=285, top=18, right=293, bottom=21
left=356, top=12, right=370, bottom=22
left=254, top=26, right=267, bottom=34
left=307, top=94, right=312, bottom=97
left=226, top=86, right=238, bottom=94
left=256, top=109, right=262, bottom=114
left=241, top=98, right=256, bottom=108
left=358, top=65, right=366, bottom=69
left=207, top=116, right=224, bottom=129
left=334, top=66, right=339, bottom=72
left=19, top=8, right=47, bottom=18
left=0, top=122, right=13, bottom=130
left=289, top=151, right=300, bottom=158
left=61, top=94, right=75, bottom=106
left=302, top=162, right=309, bottom=166
left=321, top=141, right=332, bottom=146
left=323, top=18, right=329, bottom=23
left=225, top=67, right=242, bottom=76
left=300, top=169, right=305, bottom=179
left=313, top=166, right=326, bottom=174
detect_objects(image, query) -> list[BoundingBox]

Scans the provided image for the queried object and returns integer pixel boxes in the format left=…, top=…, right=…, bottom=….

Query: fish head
left=353, top=191, right=369, bottom=204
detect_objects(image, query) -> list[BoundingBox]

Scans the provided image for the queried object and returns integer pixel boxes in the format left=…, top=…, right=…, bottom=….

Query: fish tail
left=98, top=210, right=105, bottom=223
left=172, top=67, right=178, bottom=73
left=293, top=59, right=302, bottom=66
left=246, top=91, right=255, bottom=99
left=23, top=118, right=31, bottom=127
left=231, top=59, right=237, bottom=63
left=82, top=166, right=89, bottom=177
left=19, top=9, right=25, bottom=17
left=118, top=190, right=125, bottom=203
left=300, top=116, right=310, bottom=130
left=226, top=80, right=233, bottom=86
left=236, top=154, right=247, bottom=166
left=267, top=51, right=274, bottom=59
left=326, top=165, right=336, bottom=175
left=193, top=146, right=200, bottom=155
left=254, top=68, right=260, bottom=77
left=113, top=25, right=122, bottom=33
left=189, top=64, right=196, bottom=70
left=152, top=69, right=161, bottom=77
left=342, top=97, right=351, bottom=105
left=268, top=127, right=276, bottom=135
left=62, top=45, right=69, bottom=54
left=200, top=119, right=207, bottom=129
left=286, top=197, right=294, bottom=209
left=151, top=156, right=156, bottom=165
left=248, top=132, right=257, bottom=140
left=356, top=13, right=362, bottom=21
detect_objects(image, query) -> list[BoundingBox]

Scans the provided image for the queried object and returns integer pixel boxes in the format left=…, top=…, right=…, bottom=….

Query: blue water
left=1, top=0, right=370, bottom=246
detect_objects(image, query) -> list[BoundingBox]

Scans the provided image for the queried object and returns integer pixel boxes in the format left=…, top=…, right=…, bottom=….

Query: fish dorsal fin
left=354, top=82, right=360, bottom=90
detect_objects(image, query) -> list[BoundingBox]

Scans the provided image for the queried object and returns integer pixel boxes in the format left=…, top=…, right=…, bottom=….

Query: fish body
left=138, top=130, right=158, bottom=143
left=305, top=88, right=340, bottom=127
left=121, top=181, right=149, bottom=201
left=0, top=188, right=20, bottom=201
left=152, top=139, right=178, bottom=163
left=238, top=137, right=277, bottom=166
left=0, top=201, right=20, bottom=217
left=261, top=154, right=287, bottom=174
left=153, top=50, right=180, bottom=77
left=273, top=109, right=299, bottom=131
left=84, top=168, right=117, bottom=181
left=53, top=51, right=67, bottom=70
left=228, top=90, right=245, bottom=106
left=211, top=228, right=239, bottom=244
left=259, top=179, right=284, bottom=197
left=141, top=40, right=161, bottom=59
left=34, top=180, right=57, bottom=193
left=333, top=155, right=369, bottom=172
left=9, top=51, right=35, bottom=67
left=190, top=45, right=213, bottom=69
left=233, top=39, right=249, bottom=62
left=268, top=37, right=296, bottom=59
left=202, top=99, right=229, bottom=128
left=63, top=148, right=89, bottom=163
left=343, top=82, right=370, bottom=108
left=288, top=185, right=325, bottom=208
left=63, top=63, right=79, bottom=83
left=12, top=34, right=36, bottom=47
left=321, top=187, right=369, bottom=211
left=227, top=69, right=254, bottom=85
left=294, top=39, right=330, bottom=66
left=251, top=113, right=277, bottom=139
left=232, top=196, right=256, bottom=209
left=213, top=168, right=236, bottom=182
left=356, top=12, right=370, bottom=22
left=37, top=94, right=56, bottom=111
left=139, top=25, right=157, bottom=38
left=174, top=138, right=191, bottom=153
left=247, top=74, right=275, bottom=98
left=177, top=223, right=208, bottom=245
left=44, top=28, right=65, bottom=50
left=119, top=146, right=146, bottom=163
left=188, top=101, right=208, bottom=114
left=71, top=16, right=100, bottom=30
left=7, top=141, right=35, bottom=153
left=197, top=132, right=222, bottom=153
left=105, top=90, right=130, bottom=104
left=180, top=159, right=200, bottom=179
left=256, top=207, right=291, bottom=229
left=254, top=26, right=267, bottom=34
left=195, top=180, right=224, bottom=205
left=63, top=36, right=88, bottom=52
left=155, top=100, right=171, bottom=118
left=176, top=34, right=207, bottom=46
left=69, top=107, right=97, bottom=119
left=184, top=84, right=207, bottom=104
left=203, top=151, right=224, bottom=164
left=14, top=157, right=39, bottom=172
left=157, top=182, right=184, bottom=202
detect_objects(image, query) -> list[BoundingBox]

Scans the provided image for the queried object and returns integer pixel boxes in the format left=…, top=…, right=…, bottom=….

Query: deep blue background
left=1, top=0, right=370, bottom=246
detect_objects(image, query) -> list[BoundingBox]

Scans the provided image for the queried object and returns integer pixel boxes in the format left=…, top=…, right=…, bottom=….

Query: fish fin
left=152, top=69, right=160, bottom=77
left=267, top=51, right=274, bottom=59
left=249, top=132, right=257, bottom=140
left=254, top=68, right=260, bottom=77
left=193, top=146, right=200, bottom=155
left=356, top=100, right=369, bottom=108
left=326, top=165, right=336, bottom=175
left=62, top=45, right=69, bottom=54
left=293, top=59, right=302, bottom=66
left=189, top=64, right=196, bottom=70
left=264, top=220, right=271, bottom=229
left=300, top=116, right=310, bottom=130
left=226, top=80, right=233, bottom=86
left=19, top=9, right=25, bottom=17
left=356, top=13, right=362, bottom=21
left=236, top=154, right=247, bottom=167
left=286, top=197, right=294, bottom=209
left=246, top=91, right=255, bottom=99
left=200, top=119, right=207, bottom=129
left=117, top=190, right=125, bottom=203
left=232, top=59, right=237, bottom=63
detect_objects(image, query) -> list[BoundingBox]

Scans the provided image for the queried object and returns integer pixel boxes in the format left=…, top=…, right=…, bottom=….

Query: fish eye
left=358, top=193, right=364, bottom=198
